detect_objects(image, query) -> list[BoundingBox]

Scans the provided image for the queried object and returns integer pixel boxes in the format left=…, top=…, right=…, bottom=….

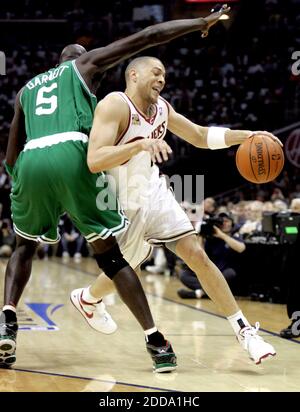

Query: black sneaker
left=146, top=340, right=177, bottom=373
left=280, top=321, right=300, bottom=339
left=177, top=289, right=197, bottom=299
left=0, top=312, right=18, bottom=368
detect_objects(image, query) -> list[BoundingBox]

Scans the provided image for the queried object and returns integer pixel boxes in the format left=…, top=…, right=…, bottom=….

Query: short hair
left=125, top=56, right=162, bottom=83
left=291, top=198, right=300, bottom=212
left=59, top=44, right=86, bottom=64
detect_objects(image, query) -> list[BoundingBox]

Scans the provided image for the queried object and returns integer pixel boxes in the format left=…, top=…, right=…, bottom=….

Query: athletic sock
left=195, top=289, right=205, bottom=298
left=82, top=286, right=102, bottom=304
left=3, top=305, right=16, bottom=313
left=227, top=310, right=251, bottom=336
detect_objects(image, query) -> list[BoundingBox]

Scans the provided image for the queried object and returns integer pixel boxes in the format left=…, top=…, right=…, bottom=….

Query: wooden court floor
left=0, top=257, right=299, bottom=392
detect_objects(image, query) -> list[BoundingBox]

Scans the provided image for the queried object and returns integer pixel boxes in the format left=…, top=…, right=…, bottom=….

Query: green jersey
left=10, top=60, right=128, bottom=243
left=20, top=60, right=97, bottom=141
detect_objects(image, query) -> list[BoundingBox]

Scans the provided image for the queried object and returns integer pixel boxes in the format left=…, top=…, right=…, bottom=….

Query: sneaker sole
left=70, top=293, right=117, bottom=334
left=0, top=339, right=16, bottom=355
left=154, top=364, right=177, bottom=373
left=0, top=354, right=16, bottom=368
left=255, top=352, right=276, bottom=365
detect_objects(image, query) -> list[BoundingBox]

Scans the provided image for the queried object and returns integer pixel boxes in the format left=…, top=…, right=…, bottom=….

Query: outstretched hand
left=202, top=4, right=231, bottom=38
left=250, top=131, right=283, bottom=147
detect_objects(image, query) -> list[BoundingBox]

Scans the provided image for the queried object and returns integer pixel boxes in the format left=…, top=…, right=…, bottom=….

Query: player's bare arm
left=76, top=5, right=230, bottom=79
left=167, top=102, right=282, bottom=149
left=5, top=89, right=26, bottom=169
left=88, top=95, right=172, bottom=173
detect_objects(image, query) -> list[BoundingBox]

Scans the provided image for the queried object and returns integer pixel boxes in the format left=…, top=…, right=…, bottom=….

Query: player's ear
left=130, top=68, right=138, bottom=83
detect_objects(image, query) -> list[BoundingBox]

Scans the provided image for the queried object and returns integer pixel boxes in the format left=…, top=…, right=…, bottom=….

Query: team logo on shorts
left=132, top=114, right=140, bottom=125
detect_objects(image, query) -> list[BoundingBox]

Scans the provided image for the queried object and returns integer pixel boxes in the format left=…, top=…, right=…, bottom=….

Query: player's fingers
left=166, top=144, right=173, bottom=154
left=155, top=151, right=163, bottom=163
left=220, top=5, right=231, bottom=14
left=255, top=131, right=284, bottom=147
left=160, top=147, right=169, bottom=162
left=161, top=141, right=172, bottom=154
left=201, top=31, right=208, bottom=38
left=150, top=152, right=156, bottom=163
left=269, top=135, right=283, bottom=147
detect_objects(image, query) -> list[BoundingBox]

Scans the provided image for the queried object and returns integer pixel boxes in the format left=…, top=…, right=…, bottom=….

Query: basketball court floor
left=0, top=257, right=299, bottom=392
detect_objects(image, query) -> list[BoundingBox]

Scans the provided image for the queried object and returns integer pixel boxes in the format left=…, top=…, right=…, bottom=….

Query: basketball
left=235, top=134, right=284, bottom=184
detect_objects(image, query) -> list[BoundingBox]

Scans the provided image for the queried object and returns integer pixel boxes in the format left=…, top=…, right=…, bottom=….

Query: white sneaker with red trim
left=70, top=288, right=117, bottom=334
left=238, top=322, right=276, bottom=364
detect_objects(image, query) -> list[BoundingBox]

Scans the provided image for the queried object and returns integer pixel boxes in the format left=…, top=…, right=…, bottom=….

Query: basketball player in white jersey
left=71, top=56, right=280, bottom=367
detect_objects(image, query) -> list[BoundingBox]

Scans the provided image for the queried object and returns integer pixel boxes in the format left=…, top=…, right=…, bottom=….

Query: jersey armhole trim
left=72, top=60, right=96, bottom=98
left=19, top=88, right=25, bottom=110
left=159, top=96, right=170, bottom=115
left=115, top=92, right=131, bottom=145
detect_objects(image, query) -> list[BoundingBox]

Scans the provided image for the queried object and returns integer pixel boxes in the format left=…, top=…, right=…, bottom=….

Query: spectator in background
left=60, top=216, right=84, bottom=263
left=290, top=184, right=300, bottom=201
left=271, top=188, right=285, bottom=202
left=280, top=198, right=300, bottom=339
left=0, top=219, right=15, bottom=257
left=203, top=197, right=216, bottom=218
left=273, top=199, right=288, bottom=212
left=239, top=201, right=263, bottom=237
left=177, top=213, right=245, bottom=299
left=0, top=164, right=12, bottom=219
left=290, top=198, right=300, bottom=214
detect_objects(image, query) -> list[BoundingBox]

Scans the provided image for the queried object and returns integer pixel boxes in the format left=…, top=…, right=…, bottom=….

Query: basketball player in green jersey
left=0, top=5, right=230, bottom=371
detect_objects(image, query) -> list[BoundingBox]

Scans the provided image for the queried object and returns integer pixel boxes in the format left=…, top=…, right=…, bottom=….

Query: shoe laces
left=240, top=322, right=263, bottom=341
left=95, top=302, right=110, bottom=321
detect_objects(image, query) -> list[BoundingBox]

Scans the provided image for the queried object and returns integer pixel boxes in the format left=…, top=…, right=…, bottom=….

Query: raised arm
left=5, top=89, right=26, bottom=172
left=166, top=102, right=282, bottom=149
left=76, top=5, right=230, bottom=76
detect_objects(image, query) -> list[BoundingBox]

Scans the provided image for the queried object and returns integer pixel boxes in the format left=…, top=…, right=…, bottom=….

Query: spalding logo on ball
left=236, top=133, right=284, bottom=184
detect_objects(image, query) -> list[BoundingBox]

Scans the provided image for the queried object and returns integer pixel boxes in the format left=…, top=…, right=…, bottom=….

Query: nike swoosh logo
left=78, top=291, right=94, bottom=319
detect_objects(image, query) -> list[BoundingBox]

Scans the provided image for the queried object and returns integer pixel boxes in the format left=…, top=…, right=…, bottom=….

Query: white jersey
left=108, top=92, right=169, bottom=215
left=106, top=92, right=196, bottom=269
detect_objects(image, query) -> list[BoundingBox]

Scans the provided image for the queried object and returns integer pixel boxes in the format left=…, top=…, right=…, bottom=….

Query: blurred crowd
left=1, top=0, right=300, bottom=137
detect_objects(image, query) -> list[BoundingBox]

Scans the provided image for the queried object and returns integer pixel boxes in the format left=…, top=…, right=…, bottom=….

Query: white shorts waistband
left=23, top=131, right=88, bottom=151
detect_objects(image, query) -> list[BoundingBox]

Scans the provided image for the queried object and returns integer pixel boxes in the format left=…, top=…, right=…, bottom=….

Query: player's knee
left=188, top=243, right=209, bottom=267
left=94, top=243, right=129, bottom=280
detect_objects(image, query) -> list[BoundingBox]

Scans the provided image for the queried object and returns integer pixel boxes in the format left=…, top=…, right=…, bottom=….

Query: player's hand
left=140, top=139, right=173, bottom=163
left=213, top=225, right=225, bottom=239
left=250, top=131, right=283, bottom=147
left=201, top=4, right=231, bottom=38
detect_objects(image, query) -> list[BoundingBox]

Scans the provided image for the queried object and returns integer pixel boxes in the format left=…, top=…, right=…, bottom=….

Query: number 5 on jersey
left=35, top=83, right=58, bottom=115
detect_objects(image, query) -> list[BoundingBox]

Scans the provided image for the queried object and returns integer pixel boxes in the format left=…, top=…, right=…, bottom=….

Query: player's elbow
left=87, top=154, right=104, bottom=174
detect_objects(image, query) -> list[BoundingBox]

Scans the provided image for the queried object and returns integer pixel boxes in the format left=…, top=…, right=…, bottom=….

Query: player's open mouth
left=152, top=87, right=160, bottom=94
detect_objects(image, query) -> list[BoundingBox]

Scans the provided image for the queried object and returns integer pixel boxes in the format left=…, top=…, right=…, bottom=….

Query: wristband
left=207, top=127, right=230, bottom=150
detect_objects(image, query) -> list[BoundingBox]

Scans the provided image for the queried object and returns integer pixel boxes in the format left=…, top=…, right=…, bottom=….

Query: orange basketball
left=235, top=133, right=284, bottom=184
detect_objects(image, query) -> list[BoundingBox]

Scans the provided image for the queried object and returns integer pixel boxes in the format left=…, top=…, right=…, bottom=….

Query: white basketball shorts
left=116, top=175, right=196, bottom=269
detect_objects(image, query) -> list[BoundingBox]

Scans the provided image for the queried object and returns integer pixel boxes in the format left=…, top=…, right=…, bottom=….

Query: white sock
left=195, top=289, right=205, bottom=299
left=227, top=310, right=251, bottom=336
left=82, top=286, right=101, bottom=304
left=144, top=326, right=158, bottom=342
left=3, top=305, right=16, bottom=313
